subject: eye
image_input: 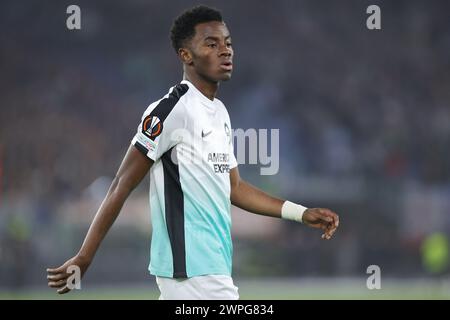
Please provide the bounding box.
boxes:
[226,42,232,48]
[208,43,217,48]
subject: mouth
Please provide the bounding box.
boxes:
[220,61,233,72]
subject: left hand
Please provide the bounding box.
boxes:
[302,208,339,240]
[47,254,91,294]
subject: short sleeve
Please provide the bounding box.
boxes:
[229,139,238,169]
[131,100,185,162]
[226,117,238,169]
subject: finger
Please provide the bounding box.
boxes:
[325,222,337,231]
[321,233,331,240]
[326,229,336,238]
[322,210,340,229]
[47,266,66,274]
[319,208,337,218]
[57,286,71,294]
[322,226,337,239]
[318,220,335,232]
[317,210,334,223]
[48,279,67,289]
[47,273,70,281]
[325,225,337,236]
[330,211,339,228]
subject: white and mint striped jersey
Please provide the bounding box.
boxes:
[131,80,237,278]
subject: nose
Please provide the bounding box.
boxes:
[219,45,232,58]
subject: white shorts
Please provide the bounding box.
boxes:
[156,275,239,300]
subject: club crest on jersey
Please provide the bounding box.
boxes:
[224,123,231,145]
[142,115,162,140]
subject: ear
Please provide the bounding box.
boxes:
[179,48,193,65]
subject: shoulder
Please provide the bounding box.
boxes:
[141,83,190,120]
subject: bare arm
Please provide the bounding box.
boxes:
[47,145,153,294]
[230,167,339,240]
[230,166,284,218]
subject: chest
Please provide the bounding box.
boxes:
[186,108,231,152]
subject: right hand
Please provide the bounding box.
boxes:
[46,255,91,294]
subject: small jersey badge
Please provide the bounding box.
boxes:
[142,115,162,140]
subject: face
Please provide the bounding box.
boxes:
[181,21,234,82]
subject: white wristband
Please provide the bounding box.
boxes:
[281,201,307,223]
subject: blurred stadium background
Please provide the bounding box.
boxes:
[1,0,450,299]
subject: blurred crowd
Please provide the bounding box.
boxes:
[1,0,449,287]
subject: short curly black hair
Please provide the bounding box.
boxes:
[170,5,223,53]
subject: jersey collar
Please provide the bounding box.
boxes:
[181,80,218,110]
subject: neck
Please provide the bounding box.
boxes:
[183,72,219,101]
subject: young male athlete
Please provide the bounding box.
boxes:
[47,5,339,300]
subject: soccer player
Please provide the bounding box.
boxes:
[47,5,339,300]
